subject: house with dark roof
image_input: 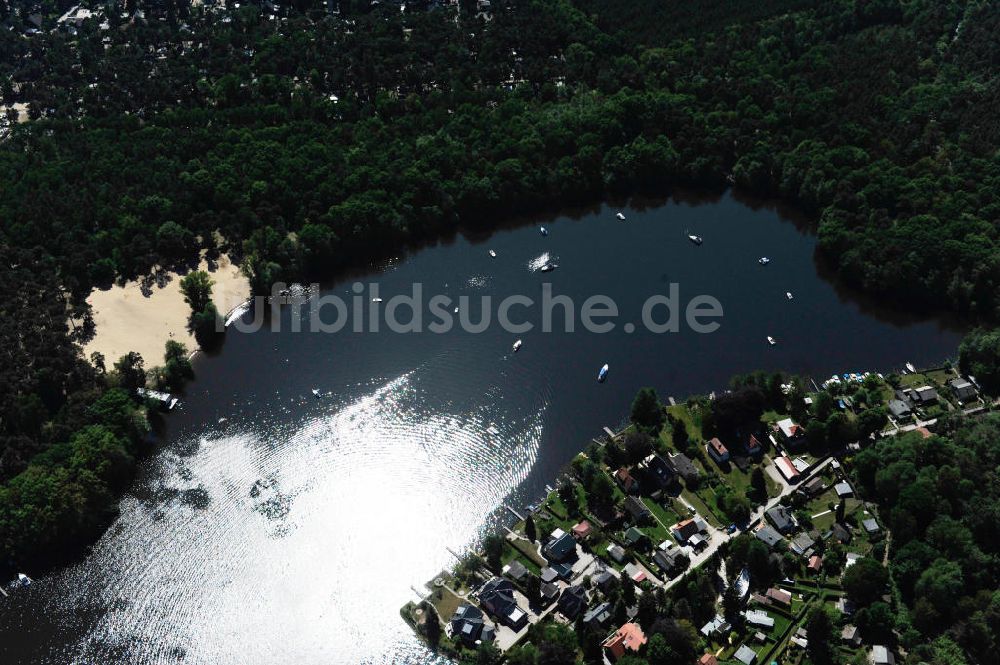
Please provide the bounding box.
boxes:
[594,569,618,594]
[624,526,650,550]
[653,548,688,577]
[478,578,527,630]
[766,505,796,534]
[841,625,861,647]
[801,477,825,496]
[502,560,528,582]
[831,522,852,544]
[790,532,816,556]
[643,454,677,491]
[544,531,578,563]
[707,437,730,463]
[950,378,977,402]
[583,601,612,629]
[449,604,495,646]
[755,525,784,549]
[556,584,588,619]
[910,385,938,405]
[745,433,764,456]
[668,453,700,484]
[888,399,911,418]
[625,496,653,523]
[540,581,560,605]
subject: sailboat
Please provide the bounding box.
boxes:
[786,292,793,300]
[312,388,321,398]
[539,226,549,236]
[616,212,626,221]
[489,249,497,258]
[686,230,703,245]
[597,364,609,383]
[513,339,523,353]
[767,336,776,346]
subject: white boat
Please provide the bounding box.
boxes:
[539,226,548,236]
[767,336,776,346]
[137,388,179,411]
[616,212,626,221]
[17,573,31,587]
[489,249,497,258]
[540,262,557,272]
[686,231,703,245]
[371,297,383,303]
[786,292,793,300]
[905,362,916,373]
[454,307,459,313]
[759,257,770,265]
[312,388,321,398]
[512,339,523,352]
[597,364,609,382]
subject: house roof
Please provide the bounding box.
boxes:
[790,532,816,555]
[708,437,729,456]
[734,644,757,665]
[699,654,719,665]
[544,532,578,562]
[603,622,647,660]
[557,585,589,619]
[572,520,592,538]
[808,555,823,571]
[766,587,792,605]
[625,495,652,520]
[832,522,852,543]
[777,418,803,439]
[912,385,938,401]
[700,614,730,636]
[624,526,646,545]
[862,518,880,533]
[834,481,853,496]
[775,455,801,481]
[607,543,626,562]
[766,505,795,532]
[583,601,612,626]
[645,454,676,487]
[503,560,528,580]
[672,518,700,540]
[755,525,784,548]
[668,453,699,478]
[871,645,895,665]
[888,399,911,417]
[744,609,774,628]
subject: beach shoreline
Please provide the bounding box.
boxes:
[80,254,250,366]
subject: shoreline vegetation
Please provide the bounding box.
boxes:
[401,357,999,665]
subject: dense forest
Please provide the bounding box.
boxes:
[851,414,1000,665]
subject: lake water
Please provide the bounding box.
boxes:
[0,191,962,664]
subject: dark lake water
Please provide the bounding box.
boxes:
[0,191,962,664]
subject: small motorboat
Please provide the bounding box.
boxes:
[786,292,793,300]
[616,212,626,221]
[371,297,383,303]
[540,262,557,272]
[489,249,497,258]
[767,336,776,346]
[512,339,523,353]
[905,362,916,373]
[17,573,31,587]
[759,257,770,265]
[597,363,609,383]
[454,307,459,314]
[539,226,549,236]
[687,231,703,245]
[312,388,321,398]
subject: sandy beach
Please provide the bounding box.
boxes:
[81,255,249,366]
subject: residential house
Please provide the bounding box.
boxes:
[790,532,817,556]
[776,418,806,447]
[544,530,578,563]
[765,587,792,607]
[668,453,700,484]
[449,604,496,646]
[834,481,854,498]
[540,564,572,583]
[745,433,764,456]
[625,496,653,523]
[623,562,647,583]
[870,646,895,665]
[699,615,731,638]
[594,569,618,593]
[845,552,861,569]
[502,560,528,582]
[643,454,677,491]
[862,518,880,534]
[583,601,612,629]
[744,609,774,629]
[842,625,861,647]
[887,399,911,419]
[653,548,688,577]
[540,581,560,605]
[707,437,731,463]
[950,378,977,402]
[699,654,719,665]
[624,526,650,550]
[734,645,757,665]
[557,585,588,620]
[478,578,527,630]
[603,622,648,662]
[910,385,938,405]
[766,505,796,534]
[808,555,823,573]
[615,467,641,494]
[831,522,852,544]
[571,520,592,540]
[775,455,801,483]
[837,596,857,616]
[801,477,825,496]
[671,518,706,543]
[755,525,784,549]
[607,543,627,563]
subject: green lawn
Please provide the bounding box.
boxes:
[503,540,543,575]
[680,487,724,527]
[667,404,703,441]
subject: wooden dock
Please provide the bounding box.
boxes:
[504,505,525,522]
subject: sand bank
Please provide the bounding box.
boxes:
[81,255,249,366]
